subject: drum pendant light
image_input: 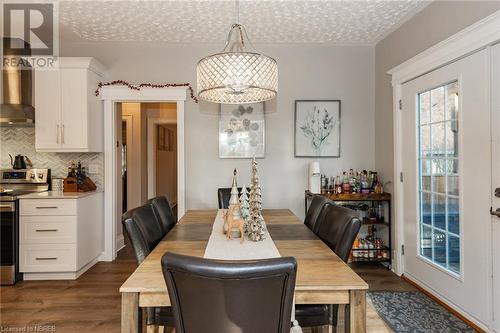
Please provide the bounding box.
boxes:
[196,1,278,104]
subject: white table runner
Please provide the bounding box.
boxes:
[203,209,281,260]
[203,210,302,333]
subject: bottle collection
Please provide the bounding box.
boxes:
[67,161,87,186]
[310,168,391,266]
[63,161,96,192]
[350,226,389,261]
[320,169,384,194]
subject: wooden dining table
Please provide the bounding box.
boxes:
[120,209,368,333]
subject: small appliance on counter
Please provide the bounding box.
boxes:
[308,161,321,194]
[0,168,51,285]
[8,154,32,170]
[63,161,96,192]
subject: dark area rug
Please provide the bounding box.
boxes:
[369,291,475,333]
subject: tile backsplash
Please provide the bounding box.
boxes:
[0,127,103,189]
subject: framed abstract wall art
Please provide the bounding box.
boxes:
[219,102,265,158]
[294,100,341,157]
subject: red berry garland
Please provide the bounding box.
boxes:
[95,80,198,103]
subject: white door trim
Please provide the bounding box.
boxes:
[147,117,177,200]
[100,86,187,261]
[388,10,500,277]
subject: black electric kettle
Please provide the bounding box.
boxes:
[9,154,32,169]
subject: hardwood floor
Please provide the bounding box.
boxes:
[350,263,417,292]
[0,245,410,333]
[0,247,137,333]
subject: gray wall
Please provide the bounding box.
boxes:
[375,1,500,191]
[61,42,375,218]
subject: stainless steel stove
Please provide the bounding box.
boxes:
[0,168,50,285]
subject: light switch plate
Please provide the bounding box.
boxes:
[88,164,99,174]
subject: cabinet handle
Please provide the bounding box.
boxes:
[35,206,58,209]
[61,124,65,144]
[35,257,58,261]
[35,229,58,232]
[56,124,60,144]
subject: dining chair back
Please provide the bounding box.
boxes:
[161,252,297,333]
[147,196,176,233]
[122,204,175,328]
[217,187,242,209]
[121,204,165,264]
[304,195,331,233]
[317,204,362,262]
[296,204,361,328]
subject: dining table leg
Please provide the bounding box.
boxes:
[122,292,141,333]
[344,290,366,333]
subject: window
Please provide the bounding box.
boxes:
[418,81,460,275]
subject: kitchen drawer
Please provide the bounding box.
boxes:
[20,199,77,216]
[20,244,76,272]
[21,216,76,244]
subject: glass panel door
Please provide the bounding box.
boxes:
[402,49,490,325]
[417,81,460,275]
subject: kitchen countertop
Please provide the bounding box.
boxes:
[18,190,103,199]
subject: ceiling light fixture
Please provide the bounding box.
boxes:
[196,0,278,104]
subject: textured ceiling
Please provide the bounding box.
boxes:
[59,0,429,45]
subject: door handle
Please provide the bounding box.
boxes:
[56,124,60,144]
[490,207,500,218]
[61,124,65,144]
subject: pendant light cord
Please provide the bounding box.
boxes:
[235,0,244,48]
[235,0,240,24]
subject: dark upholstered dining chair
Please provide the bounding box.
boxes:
[121,204,175,329]
[295,204,362,329]
[217,187,242,209]
[316,205,362,262]
[304,195,331,234]
[161,252,297,333]
[147,196,176,233]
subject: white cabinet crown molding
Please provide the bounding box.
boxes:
[55,57,107,76]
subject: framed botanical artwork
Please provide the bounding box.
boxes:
[295,100,341,157]
[219,102,265,158]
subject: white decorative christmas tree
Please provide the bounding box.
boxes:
[239,185,250,221]
[229,168,242,219]
[247,157,266,241]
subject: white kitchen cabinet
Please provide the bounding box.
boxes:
[19,192,104,280]
[35,57,106,152]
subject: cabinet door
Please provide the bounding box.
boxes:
[60,69,88,150]
[35,69,61,150]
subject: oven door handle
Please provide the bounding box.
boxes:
[0,203,15,212]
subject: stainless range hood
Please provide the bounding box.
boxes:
[0,38,35,127]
